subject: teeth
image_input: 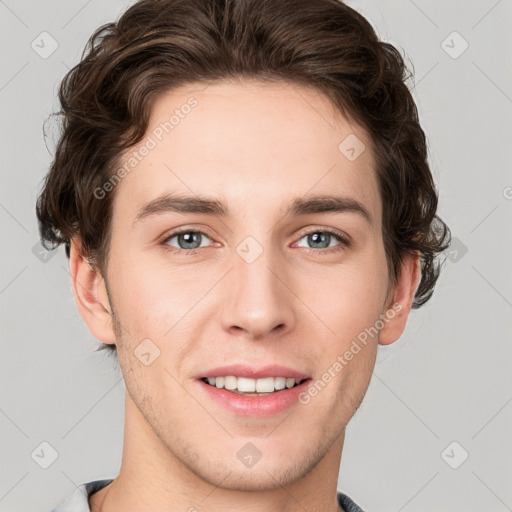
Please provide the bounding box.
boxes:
[285,377,295,389]
[203,376,304,393]
[274,377,286,390]
[256,377,274,393]
[237,377,256,392]
[224,375,237,390]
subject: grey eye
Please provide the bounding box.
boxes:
[296,231,342,249]
[165,231,211,250]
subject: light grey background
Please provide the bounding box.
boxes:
[1,1,511,511]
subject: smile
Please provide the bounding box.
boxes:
[201,376,307,396]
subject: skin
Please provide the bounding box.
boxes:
[70,79,421,512]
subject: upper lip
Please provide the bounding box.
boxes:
[198,364,310,381]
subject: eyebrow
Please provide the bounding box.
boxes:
[132,192,372,226]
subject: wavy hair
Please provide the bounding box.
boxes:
[36,0,451,355]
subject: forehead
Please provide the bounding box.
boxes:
[112,79,381,227]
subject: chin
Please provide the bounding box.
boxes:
[186,445,321,492]
[207,464,305,492]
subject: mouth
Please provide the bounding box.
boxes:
[200,376,310,396]
[195,364,313,415]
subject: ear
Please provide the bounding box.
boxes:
[378,251,422,346]
[69,237,116,345]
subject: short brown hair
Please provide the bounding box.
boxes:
[36,0,451,355]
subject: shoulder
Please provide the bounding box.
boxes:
[337,491,367,512]
[48,479,114,512]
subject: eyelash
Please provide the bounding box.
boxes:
[160,227,350,256]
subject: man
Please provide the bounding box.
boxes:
[36,0,450,510]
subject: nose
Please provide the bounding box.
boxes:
[220,241,296,340]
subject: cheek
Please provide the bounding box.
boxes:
[296,260,388,342]
[110,230,389,342]
[111,255,204,333]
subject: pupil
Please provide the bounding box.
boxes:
[179,232,200,249]
[309,232,329,249]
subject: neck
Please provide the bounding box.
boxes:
[90,391,346,512]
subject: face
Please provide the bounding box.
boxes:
[76,79,410,492]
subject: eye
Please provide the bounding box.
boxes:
[295,229,350,254]
[161,229,212,253]
[160,227,350,256]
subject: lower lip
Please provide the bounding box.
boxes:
[198,379,311,417]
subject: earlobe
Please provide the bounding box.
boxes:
[69,237,116,345]
[378,251,422,346]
